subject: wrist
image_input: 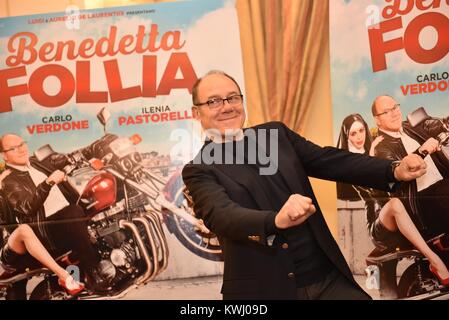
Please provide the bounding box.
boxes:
[415,147,428,158]
[391,160,401,182]
[45,178,55,186]
[274,214,287,230]
[265,211,278,235]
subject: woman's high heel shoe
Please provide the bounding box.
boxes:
[58,275,85,296]
[429,265,449,286]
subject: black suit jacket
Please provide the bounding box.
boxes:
[182,122,395,299]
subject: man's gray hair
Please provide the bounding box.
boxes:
[191,70,242,106]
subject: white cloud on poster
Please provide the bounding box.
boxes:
[343,80,367,102]
[355,81,368,100]
[330,0,372,73]
[7,95,51,117]
[184,5,245,87]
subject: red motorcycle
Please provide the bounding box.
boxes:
[1,107,223,299]
[1,138,168,300]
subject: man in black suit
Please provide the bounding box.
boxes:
[182,70,427,300]
[372,95,449,237]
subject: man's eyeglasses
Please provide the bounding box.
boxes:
[375,104,400,117]
[2,141,27,153]
[195,94,243,109]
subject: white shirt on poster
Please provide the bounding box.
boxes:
[380,128,443,192]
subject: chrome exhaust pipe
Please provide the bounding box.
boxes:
[132,217,158,281]
[118,220,153,285]
[144,212,169,273]
[79,283,138,300]
[146,211,169,273]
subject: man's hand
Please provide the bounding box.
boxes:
[369,136,384,157]
[46,170,66,185]
[275,194,316,229]
[394,154,427,182]
[419,138,441,156]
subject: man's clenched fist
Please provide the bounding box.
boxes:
[46,170,66,185]
[275,194,316,229]
[394,154,427,182]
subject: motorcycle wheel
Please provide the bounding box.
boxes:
[29,276,73,300]
[397,261,439,298]
[161,170,223,261]
[164,208,223,262]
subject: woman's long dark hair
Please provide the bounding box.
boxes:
[337,113,372,154]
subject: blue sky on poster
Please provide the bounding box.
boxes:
[330,0,449,144]
[0,0,243,163]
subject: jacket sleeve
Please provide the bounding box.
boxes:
[422,118,448,137]
[3,176,52,221]
[279,122,396,191]
[182,163,276,245]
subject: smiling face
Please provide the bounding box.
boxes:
[348,120,366,150]
[374,95,403,132]
[1,134,29,166]
[192,73,246,138]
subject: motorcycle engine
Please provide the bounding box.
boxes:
[110,242,136,268]
[97,260,116,283]
[89,223,140,286]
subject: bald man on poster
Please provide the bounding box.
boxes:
[182,70,427,300]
